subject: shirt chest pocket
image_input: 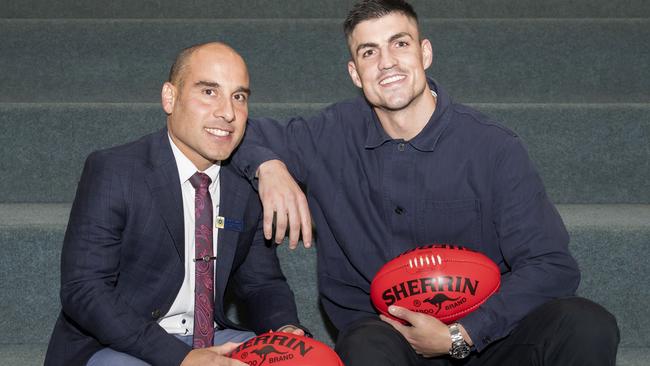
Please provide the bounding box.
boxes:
[415,199,482,247]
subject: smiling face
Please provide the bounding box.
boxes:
[162,43,250,171]
[347,12,432,113]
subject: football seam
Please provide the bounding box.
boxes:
[377,257,500,276]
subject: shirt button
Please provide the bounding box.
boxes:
[151,309,161,319]
[397,143,405,151]
[394,206,404,215]
[182,319,187,324]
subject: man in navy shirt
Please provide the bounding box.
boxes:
[236,0,620,364]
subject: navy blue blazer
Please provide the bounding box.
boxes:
[45,128,300,366]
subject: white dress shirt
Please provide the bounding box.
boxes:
[158,135,221,335]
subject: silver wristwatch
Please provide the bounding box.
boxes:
[448,323,471,359]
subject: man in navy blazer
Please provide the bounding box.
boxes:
[45,42,305,366]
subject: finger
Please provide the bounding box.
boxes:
[291,328,305,336]
[287,195,301,248]
[276,325,296,333]
[388,305,422,326]
[379,314,410,337]
[297,195,312,248]
[210,342,241,355]
[263,200,275,241]
[275,206,288,245]
[380,315,424,356]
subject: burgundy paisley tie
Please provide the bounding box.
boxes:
[189,172,214,348]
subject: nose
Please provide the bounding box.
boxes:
[378,49,397,70]
[215,99,235,123]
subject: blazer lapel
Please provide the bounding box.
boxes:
[145,129,185,260]
[142,132,250,299]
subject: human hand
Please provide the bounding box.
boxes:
[180,342,247,366]
[276,325,306,336]
[380,306,460,358]
[257,160,312,249]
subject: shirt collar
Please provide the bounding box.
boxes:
[168,134,220,185]
[364,109,393,149]
[364,78,452,152]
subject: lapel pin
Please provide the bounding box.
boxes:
[215,216,244,232]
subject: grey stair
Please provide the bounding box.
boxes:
[2,0,649,19]
[1,0,647,364]
[1,102,648,204]
[561,205,650,348]
[617,348,650,366]
[0,345,48,366]
[1,19,648,103]
[1,204,648,349]
[2,344,648,366]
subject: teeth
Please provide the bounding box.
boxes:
[205,128,230,137]
[380,75,405,85]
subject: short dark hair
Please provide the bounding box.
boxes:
[167,43,205,87]
[343,0,418,39]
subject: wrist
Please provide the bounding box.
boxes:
[448,323,471,359]
[256,159,285,178]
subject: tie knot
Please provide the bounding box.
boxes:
[189,172,211,190]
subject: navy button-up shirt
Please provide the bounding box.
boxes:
[236,80,579,351]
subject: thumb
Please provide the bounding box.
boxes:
[388,305,422,325]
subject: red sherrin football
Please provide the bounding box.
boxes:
[370,244,501,324]
[229,332,343,366]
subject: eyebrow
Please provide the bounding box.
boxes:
[194,80,220,89]
[194,80,251,95]
[389,32,413,43]
[355,42,379,55]
[355,32,414,55]
[235,86,252,96]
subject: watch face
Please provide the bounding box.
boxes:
[451,344,471,359]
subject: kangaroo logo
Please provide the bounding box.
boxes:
[252,345,288,365]
[423,294,459,314]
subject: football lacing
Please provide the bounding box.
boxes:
[408,254,443,268]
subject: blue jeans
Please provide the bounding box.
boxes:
[86,328,255,366]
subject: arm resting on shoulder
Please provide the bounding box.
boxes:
[232,115,330,247]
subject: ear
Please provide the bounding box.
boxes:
[347,60,363,89]
[421,38,433,70]
[161,82,176,115]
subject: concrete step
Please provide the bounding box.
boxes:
[2,345,648,366]
[1,19,648,103]
[1,102,648,204]
[3,0,649,19]
[0,343,650,366]
[1,204,649,349]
